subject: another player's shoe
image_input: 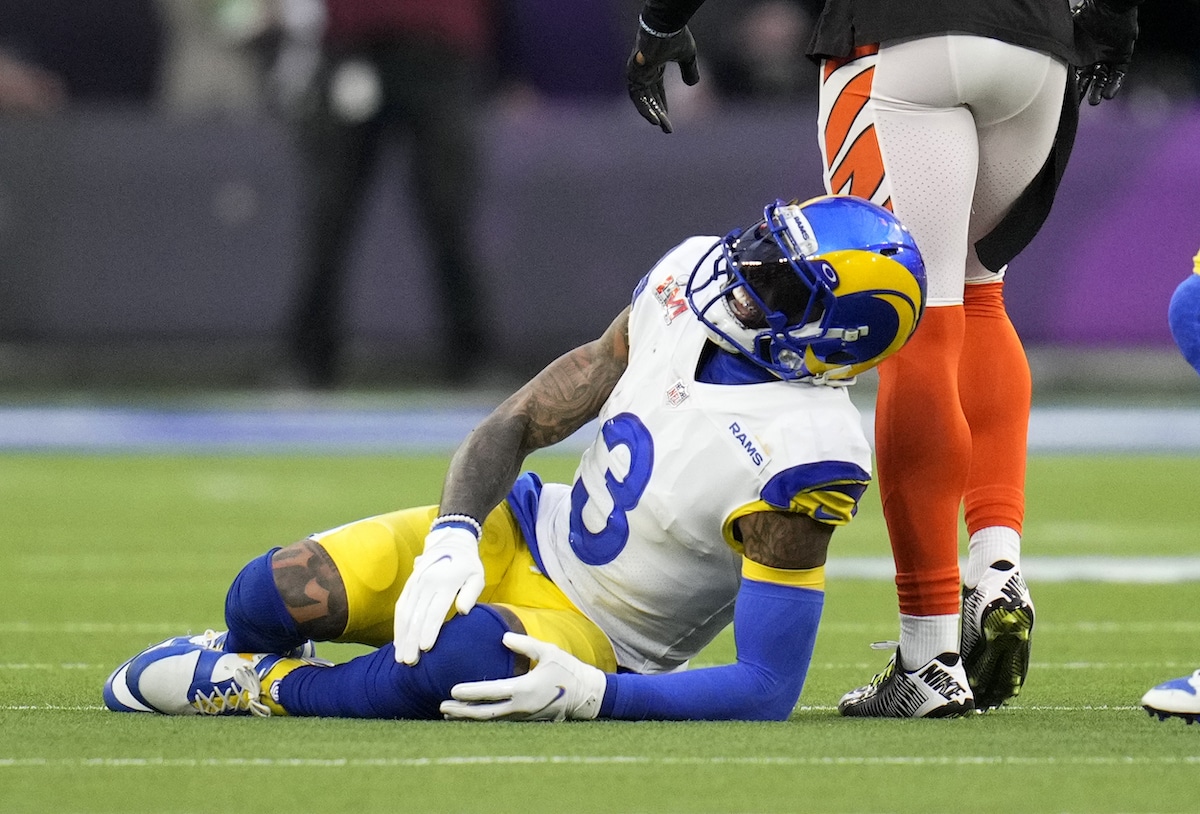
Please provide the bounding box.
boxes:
[960,560,1034,710]
[1142,670,1200,724]
[123,641,317,716]
[838,648,974,718]
[102,630,319,713]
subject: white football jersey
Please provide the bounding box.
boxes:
[532,237,874,674]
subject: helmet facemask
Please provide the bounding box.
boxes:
[687,202,848,382]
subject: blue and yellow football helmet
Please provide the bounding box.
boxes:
[686,194,926,384]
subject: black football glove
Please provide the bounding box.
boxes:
[626,23,699,134]
[1073,0,1138,105]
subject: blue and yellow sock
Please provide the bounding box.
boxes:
[223,548,307,655]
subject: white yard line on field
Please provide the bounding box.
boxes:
[0,754,1197,768]
[825,556,1200,582]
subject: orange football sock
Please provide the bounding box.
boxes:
[874,305,969,617]
[960,281,1028,536]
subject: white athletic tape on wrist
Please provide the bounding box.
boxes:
[430,513,483,539]
[638,15,679,38]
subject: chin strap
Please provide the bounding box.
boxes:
[808,370,856,387]
[823,325,869,341]
[773,346,857,386]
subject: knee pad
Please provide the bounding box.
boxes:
[223,548,304,654]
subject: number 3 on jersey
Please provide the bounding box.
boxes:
[569,413,654,565]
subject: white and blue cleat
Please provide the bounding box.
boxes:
[103,630,225,713]
[123,643,285,716]
[103,630,319,714]
[1142,670,1200,725]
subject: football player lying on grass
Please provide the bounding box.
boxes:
[105,195,940,722]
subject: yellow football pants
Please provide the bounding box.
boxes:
[310,503,617,671]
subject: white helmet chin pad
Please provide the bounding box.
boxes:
[688,249,760,356]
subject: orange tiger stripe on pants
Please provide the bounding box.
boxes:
[819,47,891,211]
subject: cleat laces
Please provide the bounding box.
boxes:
[863,641,899,689]
[190,664,271,717]
[196,629,223,648]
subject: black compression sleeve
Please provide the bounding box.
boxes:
[1097,0,1143,12]
[639,0,707,34]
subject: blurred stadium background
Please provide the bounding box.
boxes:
[1,0,1198,400]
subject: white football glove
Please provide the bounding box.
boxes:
[393,524,486,665]
[440,633,607,722]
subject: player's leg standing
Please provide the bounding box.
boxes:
[819,38,978,676]
[818,36,1064,711]
[956,42,1064,707]
[959,38,1066,581]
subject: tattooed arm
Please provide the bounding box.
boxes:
[736,510,832,571]
[437,306,631,522]
[392,306,632,665]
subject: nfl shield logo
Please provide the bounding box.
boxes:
[665,380,689,407]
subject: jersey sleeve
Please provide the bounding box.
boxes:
[599,567,823,721]
[720,459,870,550]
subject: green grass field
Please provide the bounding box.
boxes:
[3,451,1199,813]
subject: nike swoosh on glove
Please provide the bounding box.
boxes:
[440,633,607,721]
[393,524,485,665]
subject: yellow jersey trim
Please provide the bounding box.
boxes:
[742,559,826,591]
[722,487,861,551]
